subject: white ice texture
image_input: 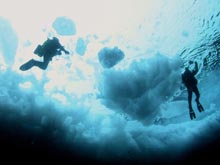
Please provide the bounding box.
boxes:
[75,38,87,56]
[0,17,18,67]
[0,0,220,163]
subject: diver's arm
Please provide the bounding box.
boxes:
[192,62,198,75]
[59,46,70,54]
[181,74,184,84]
[53,37,70,54]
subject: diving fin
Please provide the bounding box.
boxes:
[20,59,35,71]
[197,103,204,112]
[189,110,196,120]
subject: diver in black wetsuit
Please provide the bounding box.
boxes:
[182,61,204,120]
[20,37,69,71]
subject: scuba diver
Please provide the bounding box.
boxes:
[20,37,70,71]
[182,61,204,120]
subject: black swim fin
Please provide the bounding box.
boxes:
[20,59,35,71]
[197,103,204,112]
[189,110,196,120]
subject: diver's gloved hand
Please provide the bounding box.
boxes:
[189,60,194,64]
[189,109,196,120]
[64,50,70,54]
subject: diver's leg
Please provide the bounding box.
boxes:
[37,54,52,70]
[34,60,50,70]
[194,86,200,103]
[31,54,51,70]
[188,89,196,120]
[194,86,204,112]
[20,59,50,71]
[188,89,193,110]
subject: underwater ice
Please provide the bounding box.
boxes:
[98,46,125,68]
[75,38,87,56]
[52,16,76,36]
[0,17,18,67]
